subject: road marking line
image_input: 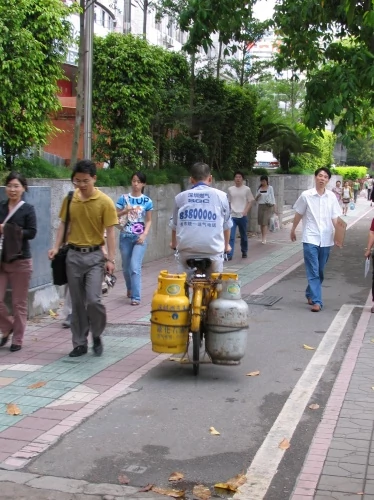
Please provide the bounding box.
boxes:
[234,304,354,500]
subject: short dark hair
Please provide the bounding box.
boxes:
[260,175,269,184]
[190,162,211,181]
[234,171,245,179]
[315,167,331,179]
[71,159,97,181]
[5,171,28,191]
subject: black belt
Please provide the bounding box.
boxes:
[68,244,100,253]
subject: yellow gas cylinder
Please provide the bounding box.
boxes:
[150,270,190,354]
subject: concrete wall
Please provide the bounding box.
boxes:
[283,174,342,206]
[28,179,180,267]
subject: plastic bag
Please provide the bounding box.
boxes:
[349,201,355,210]
[269,214,280,232]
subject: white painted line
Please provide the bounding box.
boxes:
[234,304,354,500]
[252,205,373,295]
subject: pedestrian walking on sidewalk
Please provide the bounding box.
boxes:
[0,172,37,352]
[170,162,232,274]
[341,180,353,216]
[332,180,343,208]
[290,167,341,312]
[48,160,118,358]
[116,172,153,305]
[364,220,374,313]
[255,175,276,244]
[226,171,254,261]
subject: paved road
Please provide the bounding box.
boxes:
[23,211,373,499]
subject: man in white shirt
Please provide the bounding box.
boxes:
[170,162,232,274]
[290,167,342,312]
[227,171,254,260]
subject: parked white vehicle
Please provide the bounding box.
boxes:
[254,151,279,169]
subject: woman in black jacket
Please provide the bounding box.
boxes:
[0,172,37,352]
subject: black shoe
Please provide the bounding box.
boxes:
[242,253,248,258]
[226,256,233,261]
[93,337,103,356]
[69,345,88,357]
[0,329,13,347]
[10,344,22,352]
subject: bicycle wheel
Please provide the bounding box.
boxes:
[192,331,200,376]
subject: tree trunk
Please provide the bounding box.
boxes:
[70,0,85,167]
[279,149,291,172]
[240,46,246,86]
[143,0,148,37]
[216,39,222,79]
[189,52,196,137]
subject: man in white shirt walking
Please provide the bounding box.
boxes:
[227,171,254,260]
[170,162,232,274]
[290,167,342,312]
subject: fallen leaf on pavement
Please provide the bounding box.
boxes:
[371,339,374,343]
[28,381,47,390]
[169,357,188,363]
[118,474,130,484]
[49,309,58,318]
[303,344,315,350]
[151,486,185,497]
[246,371,260,377]
[193,484,211,500]
[138,484,153,492]
[308,403,320,410]
[6,403,21,416]
[214,473,246,492]
[32,337,38,341]
[209,426,220,435]
[168,472,184,482]
[278,438,290,450]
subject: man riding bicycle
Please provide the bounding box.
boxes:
[170,162,232,274]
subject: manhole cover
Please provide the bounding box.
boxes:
[103,323,150,337]
[244,295,282,306]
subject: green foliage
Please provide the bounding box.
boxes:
[252,167,270,176]
[0,0,75,168]
[273,0,374,136]
[346,136,374,167]
[95,168,132,187]
[92,34,168,169]
[290,131,336,173]
[0,157,70,182]
[331,166,368,180]
[192,77,258,173]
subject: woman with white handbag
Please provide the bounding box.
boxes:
[0,172,37,352]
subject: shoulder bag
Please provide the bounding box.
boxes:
[51,191,74,286]
[0,201,25,265]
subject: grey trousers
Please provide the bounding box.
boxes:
[66,249,106,348]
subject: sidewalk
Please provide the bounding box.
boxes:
[0,197,373,500]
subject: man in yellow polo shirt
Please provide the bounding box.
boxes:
[48,160,118,357]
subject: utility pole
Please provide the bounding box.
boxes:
[83,0,94,159]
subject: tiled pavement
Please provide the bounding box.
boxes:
[0,198,373,500]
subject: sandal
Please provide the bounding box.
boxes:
[131,300,140,306]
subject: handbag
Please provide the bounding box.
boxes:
[342,198,350,203]
[0,201,25,265]
[51,191,74,286]
[115,194,129,230]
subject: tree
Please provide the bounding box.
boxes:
[273,0,374,136]
[346,135,374,167]
[0,0,75,168]
[92,34,167,168]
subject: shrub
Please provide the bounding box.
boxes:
[0,156,70,182]
[331,166,368,180]
[251,167,270,176]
